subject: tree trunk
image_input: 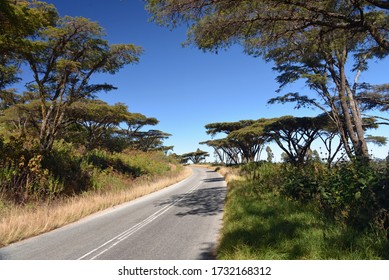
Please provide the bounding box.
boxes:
[337,48,369,160]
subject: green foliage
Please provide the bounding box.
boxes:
[0,135,176,203]
[327,160,389,230]
[281,162,322,201]
[241,159,389,233]
[276,159,389,232]
[42,140,90,195]
[16,14,143,153]
[180,148,209,164]
[84,149,145,178]
[0,137,63,202]
[0,1,176,207]
[240,161,283,194]
[147,0,389,52]
[0,0,57,90]
[218,175,389,259]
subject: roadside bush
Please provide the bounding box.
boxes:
[280,159,389,233]
[84,149,144,178]
[119,149,173,176]
[281,162,324,202]
[219,162,389,259]
[42,140,91,195]
[0,138,64,202]
[240,161,284,194]
[1,136,177,204]
[1,137,36,202]
[239,158,389,235]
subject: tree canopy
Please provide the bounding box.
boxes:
[147,0,389,161]
[0,0,57,91]
[0,1,175,155]
[180,148,210,164]
[21,15,142,152]
[201,114,385,165]
[147,0,389,52]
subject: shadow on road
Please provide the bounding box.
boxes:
[197,242,217,260]
[203,177,225,183]
[156,177,227,217]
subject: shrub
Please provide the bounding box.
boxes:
[280,162,324,202]
[1,137,177,204]
[240,161,284,194]
[42,140,91,195]
[239,158,389,234]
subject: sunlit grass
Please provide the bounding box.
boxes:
[216,178,389,260]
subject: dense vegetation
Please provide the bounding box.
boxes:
[216,161,389,259]
[0,1,175,207]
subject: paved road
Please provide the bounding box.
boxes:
[0,167,226,260]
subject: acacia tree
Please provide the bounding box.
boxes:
[263,115,325,166]
[147,0,389,51]
[119,112,159,149]
[200,139,241,165]
[65,100,129,150]
[204,120,260,163]
[227,120,270,162]
[146,0,388,161]
[0,0,57,92]
[0,96,41,140]
[131,130,172,152]
[21,16,142,153]
[181,148,210,164]
[203,119,270,163]
[265,25,383,160]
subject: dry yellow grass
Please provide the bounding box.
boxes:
[187,164,243,183]
[213,166,243,183]
[0,167,192,247]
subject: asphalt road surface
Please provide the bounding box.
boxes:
[0,167,227,260]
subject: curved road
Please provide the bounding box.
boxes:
[0,167,226,260]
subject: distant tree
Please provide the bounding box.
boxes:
[266,146,274,163]
[132,130,172,152]
[122,113,159,136]
[315,118,346,166]
[200,139,241,165]
[181,148,209,164]
[204,120,267,163]
[263,116,324,166]
[64,100,171,152]
[227,120,270,162]
[205,120,256,136]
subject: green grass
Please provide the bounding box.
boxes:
[217,179,389,260]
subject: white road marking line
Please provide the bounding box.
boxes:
[78,182,202,260]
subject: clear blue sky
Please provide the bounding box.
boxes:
[37,0,389,160]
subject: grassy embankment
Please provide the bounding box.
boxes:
[215,164,389,259]
[0,149,191,247]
